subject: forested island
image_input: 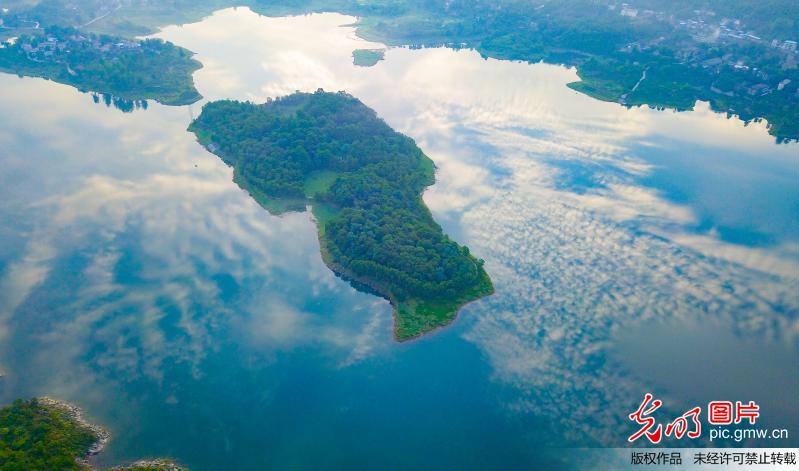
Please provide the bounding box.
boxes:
[189,90,493,340]
[0,398,184,470]
[0,26,201,106]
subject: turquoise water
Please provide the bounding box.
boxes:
[0,9,797,469]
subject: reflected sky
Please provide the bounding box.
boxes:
[0,7,797,469]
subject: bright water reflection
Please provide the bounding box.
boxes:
[0,7,797,469]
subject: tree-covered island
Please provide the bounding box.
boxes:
[189,90,494,340]
[0,26,201,106]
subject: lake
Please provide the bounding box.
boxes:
[0,8,797,470]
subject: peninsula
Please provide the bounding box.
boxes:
[0,26,201,106]
[189,90,493,340]
[2,2,798,139]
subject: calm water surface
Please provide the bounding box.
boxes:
[0,8,797,469]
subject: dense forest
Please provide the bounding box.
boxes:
[190,90,493,340]
[0,398,97,470]
[0,25,201,105]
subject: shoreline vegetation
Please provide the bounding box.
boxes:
[189,90,494,340]
[2,1,797,140]
[0,25,201,106]
[0,398,185,470]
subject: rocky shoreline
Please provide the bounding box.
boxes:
[38,396,110,457]
[36,397,184,470]
[110,459,186,471]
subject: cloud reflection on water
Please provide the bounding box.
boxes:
[155,9,799,445]
[0,8,796,456]
[0,69,392,406]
